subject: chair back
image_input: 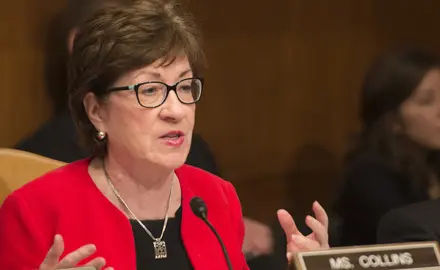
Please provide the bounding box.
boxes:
[0,148,65,204]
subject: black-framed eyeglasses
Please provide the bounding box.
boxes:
[107,77,204,108]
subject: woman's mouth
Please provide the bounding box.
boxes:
[160,131,185,147]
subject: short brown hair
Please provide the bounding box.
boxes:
[46,0,133,113]
[68,0,205,157]
[65,0,133,31]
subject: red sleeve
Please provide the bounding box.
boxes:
[225,182,249,270]
[0,193,48,269]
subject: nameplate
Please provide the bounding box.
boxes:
[292,242,440,270]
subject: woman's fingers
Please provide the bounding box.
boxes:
[286,235,319,265]
[57,244,97,268]
[39,235,110,270]
[291,234,320,250]
[85,256,107,270]
[282,203,331,265]
[286,251,293,264]
[305,215,329,247]
[277,209,303,238]
[287,237,301,253]
[40,234,64,270]
[312,201,329,230]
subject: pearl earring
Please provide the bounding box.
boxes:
[96,131,107,140]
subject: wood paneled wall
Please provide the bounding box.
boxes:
[189,0,440,221]
[0,0,66,147]
[1,0,439,222]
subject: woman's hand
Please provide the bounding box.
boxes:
[39,234,113,270]
[242,217,273,257]
[277,201,329,264]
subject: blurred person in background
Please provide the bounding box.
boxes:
[335,48,440,246]
[15,0,287,268]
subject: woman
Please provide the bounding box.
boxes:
[0,1,329,269]
[335,48,440,246]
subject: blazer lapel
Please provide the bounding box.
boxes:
[178,169,229,270]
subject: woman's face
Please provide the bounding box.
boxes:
[85,56,196,170]
[400,68,440,149]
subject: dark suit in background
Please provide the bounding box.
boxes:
[334,152,428,246]
[377,199,440,244]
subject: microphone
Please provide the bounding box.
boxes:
[190,196,233,270]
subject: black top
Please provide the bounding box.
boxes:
[131,206,193,270]
[377,198,440,244]
[334,152,429,246]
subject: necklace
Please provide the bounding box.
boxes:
[102,159,175,259]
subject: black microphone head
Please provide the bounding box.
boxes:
[190,196,208,219]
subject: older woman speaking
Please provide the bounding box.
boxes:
[0,0,329,269]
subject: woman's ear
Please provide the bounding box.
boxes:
[83,92,107,132]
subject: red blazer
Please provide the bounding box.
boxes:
[0,159,249,270]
